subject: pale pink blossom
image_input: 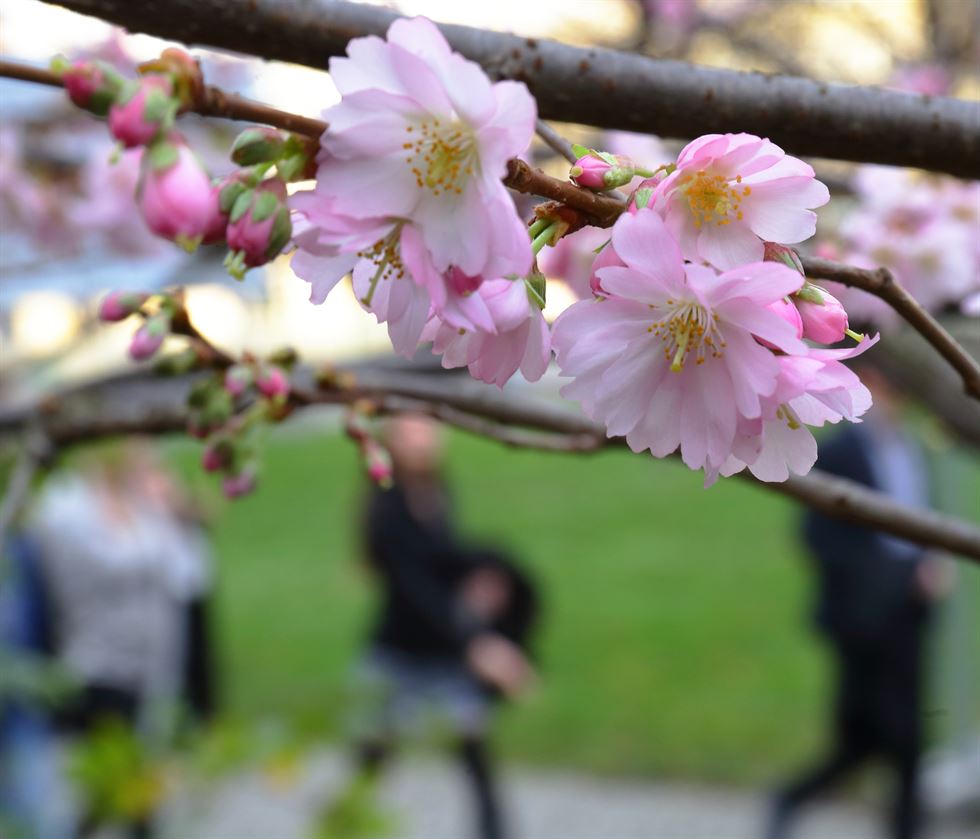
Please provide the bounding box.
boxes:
[651,133,829,270]
[289,16,535,336]
[552,209,807,476]
[830,166,980,324]
[423,277,551,387]
[719,336,878,482]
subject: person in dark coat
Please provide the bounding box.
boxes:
[766,367,945,839]
[336,414,537,839]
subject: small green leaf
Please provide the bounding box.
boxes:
[570,143,591,160]
[265,208,293,259]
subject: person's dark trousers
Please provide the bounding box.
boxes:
[350,736,506,839]
[767,627,925,839]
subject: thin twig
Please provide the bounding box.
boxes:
[801,256,980,401]
[2,366,978,560]
[535,119,577,164]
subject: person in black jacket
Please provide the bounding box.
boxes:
[336,414,537,839]
[766,366,944,839]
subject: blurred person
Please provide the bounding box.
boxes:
[1,532,74,839]
[26,442,213,838]
[331,415,538,839]
[766,366,946,839]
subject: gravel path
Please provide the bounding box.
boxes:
[163,749,978,839]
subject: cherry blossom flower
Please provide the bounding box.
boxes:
[290,15,535,329]
[537,225,611,299]
[423,277,551,387]
[719,336,878,483]
[651,133,829,270]
[829,166,980,324]
[552,208,807,476]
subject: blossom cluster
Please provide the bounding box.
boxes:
[57,50,296,275]
[289,17,874,484]
[818,166,980,326]
[76,17,883,489]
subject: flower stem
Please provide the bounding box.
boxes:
[531,222,559,255]
[527,217,550,238]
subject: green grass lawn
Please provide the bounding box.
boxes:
[163,424,977,785]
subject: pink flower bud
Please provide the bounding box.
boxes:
[758,298,803,350]
[201,440,232,472]
[795,285,849,344]
[256,365,289,399]
[98,291,148,322]
[363,440,393,488]
[446,267,483,296]
[224,364,253,397]
[61,59,122,116]
[570,154,635,191]
[137,135,222,251]
[231,127,287,166]
[763,242,805,274]
[129,314,169,360]
[222,467,257,499]
[225,180,293,273]
[138,48,203,109]
[109,75,176,148]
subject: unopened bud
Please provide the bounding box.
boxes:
[222,466,257,499]
[363,440,393,488]
[109,75,176,148]
[569,152,635,191]
[225,179,292,277]
[58,58,123,116]
[201,438,233,472]
[224,364,253,397]
[137,134,222,251]
[256,365,289,399]
[138,48,203,110]
[231,127,288,166]
[99,291,148,322]
[129,313,169,360]
[794,283,849,344]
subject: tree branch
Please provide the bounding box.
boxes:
[43,0,980,178]
[2,366,979,562]
[801,256,980,401]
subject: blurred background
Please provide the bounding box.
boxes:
[1,1,978,838]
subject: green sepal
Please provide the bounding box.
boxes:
[114,79,141,107]
[141,88,176,126]
[524,273,547,310]
[795,282,828,305]
[268,347,298,369]
[229,189,254,224]
[276,153,307,182]
[251,190,280,223]
[147,141,179,171]
[219,180,247,214]
[265,208,293,260]
[231,128,286,166]
[144,312,171,337]
[632,187,654,210]
[570,143,591,159]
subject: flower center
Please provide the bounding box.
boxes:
[683,170,751,228]
[447,266,483,296]
[648,300,726,372]
[357,226,405,306]
[403,118,478,197]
